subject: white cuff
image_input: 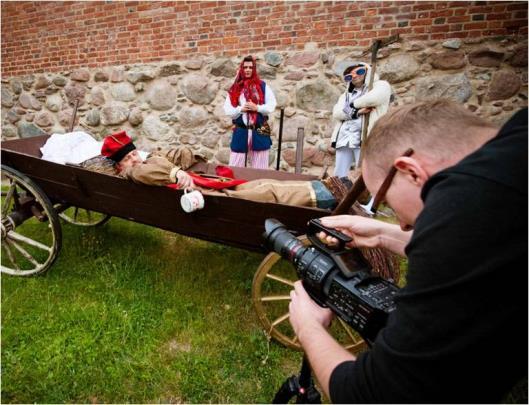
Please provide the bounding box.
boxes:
[169,167,180,183]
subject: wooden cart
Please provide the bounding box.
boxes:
[1,135,377,353]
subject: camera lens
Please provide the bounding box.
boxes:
[263,219,337,296]
[264,219,305,262]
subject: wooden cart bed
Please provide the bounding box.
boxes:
[1,135,326,253]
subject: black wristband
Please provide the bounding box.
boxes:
[351,106,359,120]
[348,101,359,119]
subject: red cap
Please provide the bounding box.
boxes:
[215,165,235,179]
[101,131,136,163]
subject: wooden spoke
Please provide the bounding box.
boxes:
[7,231,52,252]
[271,312,290,327]
[337,317,361,343]
[265,273,295,287]
[12,185,21,209]
[336,318,367,352]
[10,240,40,267]
[344,342,360,351]
[261,295,291,302]
[2,181,16,217]
[59,207,111,227]
[3,240,20,271]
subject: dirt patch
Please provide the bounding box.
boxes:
[165,338,192,355]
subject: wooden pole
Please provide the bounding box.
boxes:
[69,99,80,133]
[295,127,304,174]
[275,108,285,171]
[357,39,381,166]
[331,175,366,215]
[358,34,399,166]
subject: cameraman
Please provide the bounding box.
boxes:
[289,100,527,403]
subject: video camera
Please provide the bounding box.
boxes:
[263,218,399,346]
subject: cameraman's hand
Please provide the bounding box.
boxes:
[318,215,411,257]
[289,281,355,401]
[318,215,382,248]
[289,281,334,339]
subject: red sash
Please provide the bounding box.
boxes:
[166,165,247,190]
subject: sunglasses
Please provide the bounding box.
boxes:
[344,68,367,82]
[332,148,414,216]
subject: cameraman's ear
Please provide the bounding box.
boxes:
[394,157,428,187]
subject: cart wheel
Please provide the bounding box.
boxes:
[252,236,367,354]
[1,165,62,276]
[59,207,111,226]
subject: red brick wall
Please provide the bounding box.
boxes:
[2,1,527,77]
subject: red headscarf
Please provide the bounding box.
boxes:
[228,56,264,125]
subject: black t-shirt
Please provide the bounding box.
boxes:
[330,109,528,403]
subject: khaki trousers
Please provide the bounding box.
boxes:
[219,179,318,208]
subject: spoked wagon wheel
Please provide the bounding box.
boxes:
[59,207,111,226]
[1,165,62,276]
[252,236,367,354]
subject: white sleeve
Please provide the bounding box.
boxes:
[257,84,277,115]
[224,94,243,119]
[332,93,349,121]
[352,80,392,109]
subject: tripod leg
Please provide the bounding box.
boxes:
[272,375,299,404]
[272,356,322,404]
[296,356,321,404]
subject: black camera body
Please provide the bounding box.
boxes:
[263,218,399,346]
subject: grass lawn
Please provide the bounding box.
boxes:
[1,217,304,403]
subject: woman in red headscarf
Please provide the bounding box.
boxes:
[224,55,277,169]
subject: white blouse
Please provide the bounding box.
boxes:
[223,83,277,126]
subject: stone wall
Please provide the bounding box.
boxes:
[1,37,527,174]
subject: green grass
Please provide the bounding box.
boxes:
[1,218,303,403]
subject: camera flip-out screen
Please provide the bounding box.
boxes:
[331,249,371,278]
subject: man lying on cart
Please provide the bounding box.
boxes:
[86,130,365,213]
